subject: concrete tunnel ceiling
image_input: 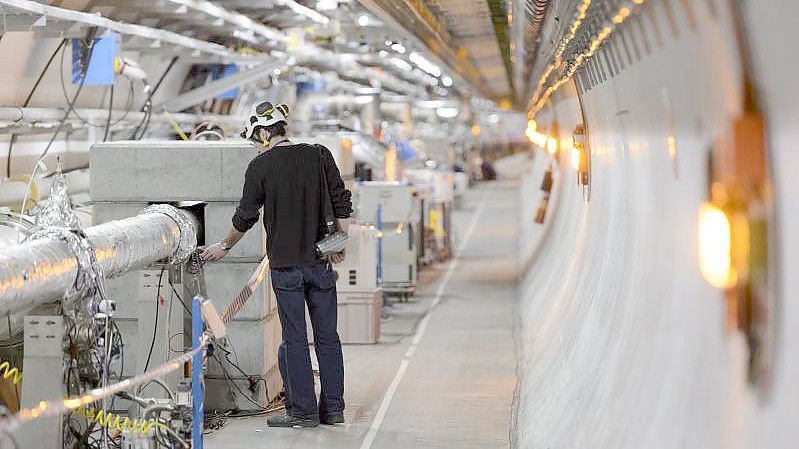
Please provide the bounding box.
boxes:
[357,0,515,105]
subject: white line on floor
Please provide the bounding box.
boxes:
[359,186,494,449]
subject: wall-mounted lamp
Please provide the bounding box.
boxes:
[571,124,590,202]
[535,166,554,224]
[698,201,737,289]
[546,137,558,156]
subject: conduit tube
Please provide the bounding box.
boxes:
[0,206,198,315]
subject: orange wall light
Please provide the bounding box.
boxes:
[698,202,737,289]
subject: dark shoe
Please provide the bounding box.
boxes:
[267,413,320,428]
[320,412,345,425]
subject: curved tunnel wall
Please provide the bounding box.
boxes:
[515,1,797,448]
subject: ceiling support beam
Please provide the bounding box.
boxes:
[154,60,287,112]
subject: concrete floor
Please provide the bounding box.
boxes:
[205,180,520,449]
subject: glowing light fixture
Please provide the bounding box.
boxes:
[667,134,677,160]
[571,146,581,171]
[699,202,737,289]
[355,95,374,105]
[390,42,406,54]
[441,76,453,87]
[275,0,330,24]
[357,15,369,27]
[547,137,558,155]
[525,125,548,148]
[316,0,338,10]
[409,52,441,77]
[436,107,459,119]
[389,57,412,71]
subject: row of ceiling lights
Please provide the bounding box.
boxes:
[168,0,459,97]
[382,40,454,88]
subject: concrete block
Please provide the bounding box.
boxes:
[207,312,280,377]
[93,202,148,225]
[90,141,256,202]
[221,149,256,199]
[136,146,220,200]
[203,262,271,321]
[203,202,266,260]
[90,145,136,200]
[205,364,282,412]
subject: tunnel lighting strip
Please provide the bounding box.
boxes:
[529,0,594,111]
[529,0,644,118]
[273,0,330,25]
[167,0,286,43]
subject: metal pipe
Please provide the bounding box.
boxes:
[0,107,244,128]
[0,206,198,316]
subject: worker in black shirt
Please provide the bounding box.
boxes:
[201,101,352,428]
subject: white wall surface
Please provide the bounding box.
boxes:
[515,1,796,448]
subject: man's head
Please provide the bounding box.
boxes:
[241,101,290,146]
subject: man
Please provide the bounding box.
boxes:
[201,100,352,428]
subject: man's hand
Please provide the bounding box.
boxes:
[330,250,346,264]
[337,218,351,233]
[201,243,228,262]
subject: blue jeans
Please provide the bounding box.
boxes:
[270,261,345,419]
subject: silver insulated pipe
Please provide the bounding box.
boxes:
[0,206,198,316]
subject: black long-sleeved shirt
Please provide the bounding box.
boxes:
[232,143,353,268]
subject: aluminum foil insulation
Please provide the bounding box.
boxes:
[25,171,107,315]
[0,206,198,316]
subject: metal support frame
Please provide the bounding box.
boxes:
[0,0,253,61]
[155,60,288,112]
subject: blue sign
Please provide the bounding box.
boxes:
[213,64,241,100]
[396,140,418,161]
[71,32,119,86]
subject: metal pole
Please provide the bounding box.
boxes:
[377,204,383,286]
[191,296,205,449]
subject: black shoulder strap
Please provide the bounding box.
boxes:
[315,144,336,234]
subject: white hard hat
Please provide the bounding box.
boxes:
[241,101,290,140]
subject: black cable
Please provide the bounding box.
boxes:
[167,278,191,315]
[35,29,99,168]
[144,267,166,372]
[58,46,135,129]
[149,56,179,103]
[130,56,178,139]
[6,38,68,177]
[136,106,153,140]
[103,83,114,141]
[111,320,125,383]
[210,350,271,411]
